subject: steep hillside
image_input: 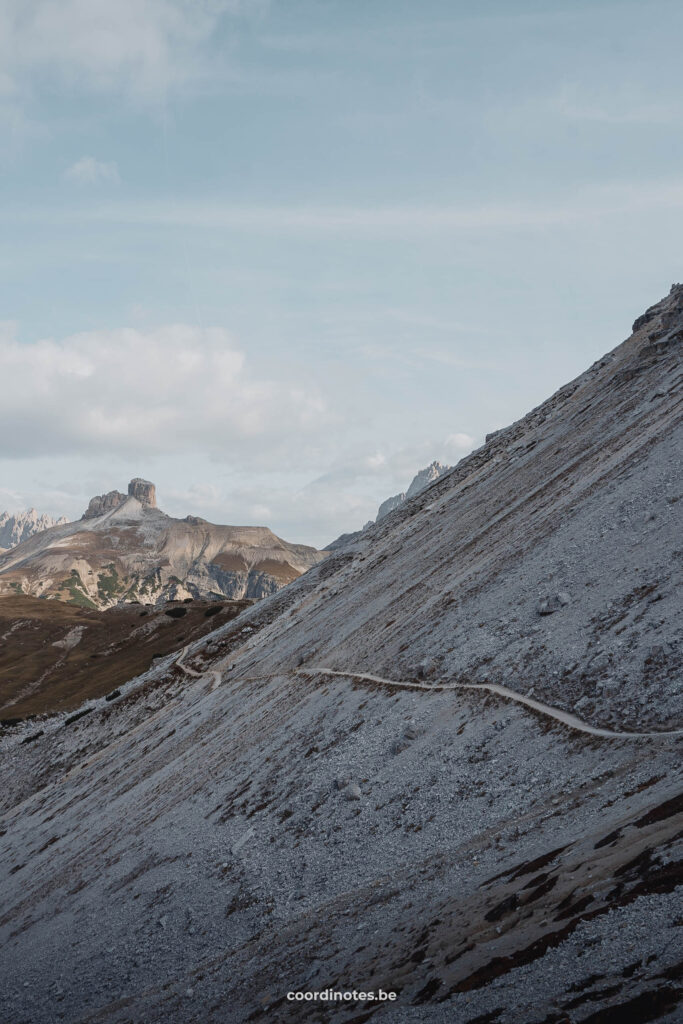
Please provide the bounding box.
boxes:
[0,286,681,1024]
[0,479,326,608]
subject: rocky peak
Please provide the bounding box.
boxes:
[631,281,683,336]
[376,461,452,522]
[82,490,127,520]
[405,460,451,499]
[376,492,406,522]
[128,478,156,508]
[82,479,157,520]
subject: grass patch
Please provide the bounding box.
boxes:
[59,571,97,610]
[0,594,251,718]
[97,565,123,602]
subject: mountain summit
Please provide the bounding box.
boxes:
[376,459,451,521]
[0,480,325,608]
[82,478,157,519]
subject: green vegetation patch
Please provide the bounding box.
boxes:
[97,565,123,601]
[59,571,97,610]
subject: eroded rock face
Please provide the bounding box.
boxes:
[376,492,406,522]
[128,478,156,508]
[82,490,127,520]
[405,460,450,499]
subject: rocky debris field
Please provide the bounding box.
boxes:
[0,286,681,1023]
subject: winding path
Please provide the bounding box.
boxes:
[174,646,683,740]
[175,644,224,691]
[296,667,683,741]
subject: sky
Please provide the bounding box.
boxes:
[1,0,682,547]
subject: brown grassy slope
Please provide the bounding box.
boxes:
[0,595,251,720]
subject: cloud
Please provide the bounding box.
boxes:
[64,156,120,185]
[226,433,477,544]
[301,434,476,510]
[0,324,327,459]
[0,0,265,105]
[445,433,475,453]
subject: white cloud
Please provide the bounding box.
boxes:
[445,432,475,454]
[0,324,327,459]
[64,156,120,185]
[0,0,265,104]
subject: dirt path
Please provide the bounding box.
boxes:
[175,645,201,678]
[173,643,683,740]
[298,667,683,740]
[175,644,223,690]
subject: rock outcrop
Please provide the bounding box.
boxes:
[82,480,156,520]
[127,478,156,508]
[375,490,405,521]
[327,462,453,548]
[376,460,451,522]
[82,490,127,519]
[405,459,450,499]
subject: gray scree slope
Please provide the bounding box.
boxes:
[0,285,682,1023]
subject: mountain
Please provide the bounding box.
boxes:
[0,508,68,548]
[0,478,326,608]
[325,460,452,549]
[1,286,682,1023]
[375,460,451,521]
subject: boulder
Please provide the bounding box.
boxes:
[537,592,571,616]
[415,658,438,679]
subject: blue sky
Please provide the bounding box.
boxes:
[1,0,682,546]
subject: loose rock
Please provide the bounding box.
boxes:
[537,592,571,615]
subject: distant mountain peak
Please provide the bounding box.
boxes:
[376,460,451,522]
[405,460,450,499]
[0,508,68,549]
[82,478,157,520]
[1,479,326,608]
